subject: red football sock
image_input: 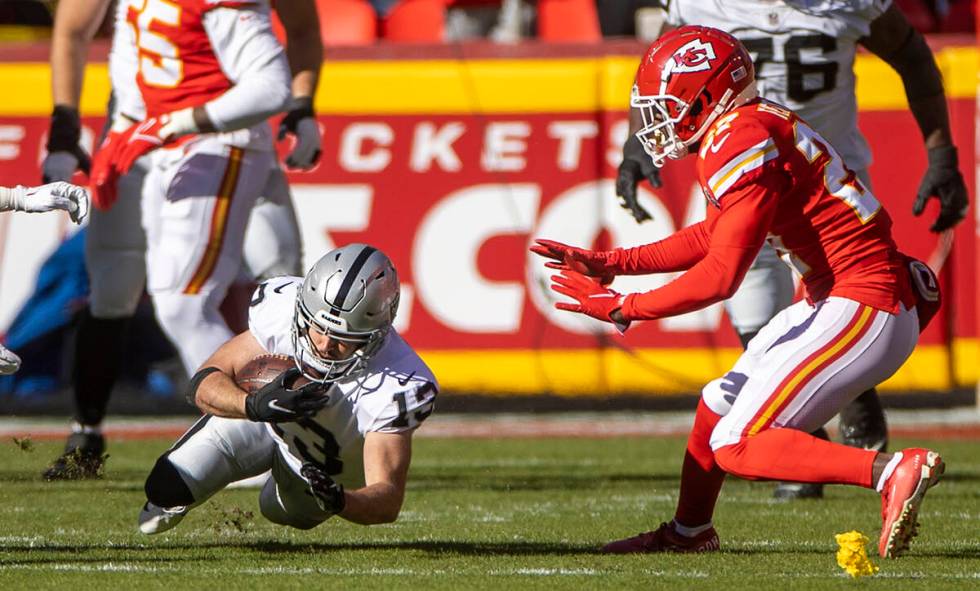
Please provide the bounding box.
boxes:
[674,399,727,527]
[714,427,876,488]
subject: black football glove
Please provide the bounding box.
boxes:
[244,368,328,423]
[277,96,321,170]
[43,105,91,182]
[301,463,346,515]
[913,145,969,233]
[615,134,662,224]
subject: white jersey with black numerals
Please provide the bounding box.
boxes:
[665,0,891,171]
[247,276,439,490]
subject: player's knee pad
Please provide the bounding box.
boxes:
[258,480,321,530]
[85,250,146,319]
[145,456,196,508]
[701,371,746,417]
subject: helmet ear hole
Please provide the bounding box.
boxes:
[689,97,704,119]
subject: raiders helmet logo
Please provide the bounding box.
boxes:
[668,39,717,74]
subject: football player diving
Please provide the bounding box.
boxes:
[138,244,437,534]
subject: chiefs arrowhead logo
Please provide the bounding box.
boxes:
[666,39,717,75]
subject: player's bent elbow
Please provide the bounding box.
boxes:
[267,83,292,116]
[716,275,742,300]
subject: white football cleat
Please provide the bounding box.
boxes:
[138,502,189,535]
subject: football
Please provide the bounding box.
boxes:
[235,354,307,393]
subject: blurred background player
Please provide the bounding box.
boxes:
[536,26,945,558]
[614,0,969,499]
[138,244,437,534]
[42,0,322,480]
[0,181,89,374]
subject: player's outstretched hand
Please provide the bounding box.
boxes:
[300,463,346,515]
[278,97,321,170]
[550,268,624,323]
[244,367,328,423]
[42,106,91,183]
[914,145,969,233]
[530,238,617,285]
[19,182,90,224]
[615,135,661,224]
[0,343,21,375]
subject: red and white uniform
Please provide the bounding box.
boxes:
[613,100,922,444]
[664,0,892,336]
[124,0,291,374]
[617,99,914,320]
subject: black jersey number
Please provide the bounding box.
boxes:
[272,418,344,475]
[741,34,838,103]
[390,383,437,429]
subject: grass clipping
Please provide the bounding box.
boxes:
[835,531,879,578]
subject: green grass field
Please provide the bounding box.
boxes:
[1,432,978,589]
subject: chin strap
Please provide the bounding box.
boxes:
[682,81,760,153]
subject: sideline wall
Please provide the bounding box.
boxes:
[0,41,975,397]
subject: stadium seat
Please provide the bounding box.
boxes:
[537,0,601,42]
[316,0,377,46]
[383,0,447,42]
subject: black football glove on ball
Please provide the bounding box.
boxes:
[244,368,328,423]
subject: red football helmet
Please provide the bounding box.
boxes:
[632,25,757,166]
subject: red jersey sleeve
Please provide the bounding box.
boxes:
[610,220,711,275]
[620,121,789,321]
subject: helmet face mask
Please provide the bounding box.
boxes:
[291,244,400,385]
[631,86,693,167]
[631,26,757,167]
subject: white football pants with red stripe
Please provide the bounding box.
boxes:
[703,296,918,451]
[141,138,276,375]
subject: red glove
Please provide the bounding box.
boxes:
[89,130,125,211]
[115,116,172,174]
[550,268,624,323]
[530,239,617,285]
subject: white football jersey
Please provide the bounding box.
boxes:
[665,0,891,171]
[108,0,145,121]
[247,276,439,489]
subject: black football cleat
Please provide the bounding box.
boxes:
[43,431,107,480]
[839,388,889,451]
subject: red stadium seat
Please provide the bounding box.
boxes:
[538,0,601,42]
[316,0,377,46]
[383,0,447,42]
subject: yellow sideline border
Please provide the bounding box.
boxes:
[0,47,975,116]
[419,338,978,396]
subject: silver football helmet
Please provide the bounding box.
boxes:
[292,243,400,384]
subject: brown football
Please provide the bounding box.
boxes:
[235,354,307,394]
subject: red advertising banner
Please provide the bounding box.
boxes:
[0,43,975,396]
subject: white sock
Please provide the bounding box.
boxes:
[875,452,903,492]
[673,520,713,537]
[71,421,103,436]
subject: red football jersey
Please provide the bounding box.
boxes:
[126,0,251,117]
[620,99,914,321]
